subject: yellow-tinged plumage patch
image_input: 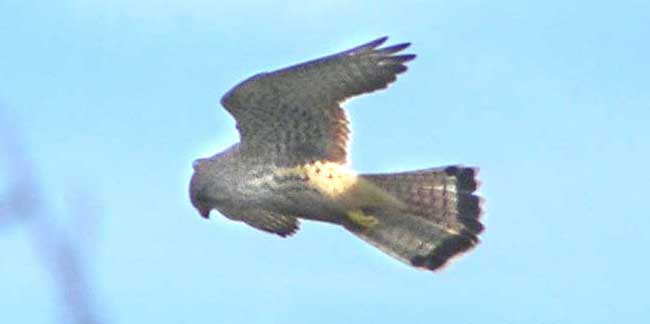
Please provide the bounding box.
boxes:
[273,161,357,196]
[273,161,407,211]
[346,209,379,228]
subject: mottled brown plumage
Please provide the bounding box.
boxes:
[220,37,414,166]
[189,37,484,272]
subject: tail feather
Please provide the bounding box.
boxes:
[348,166,483,271]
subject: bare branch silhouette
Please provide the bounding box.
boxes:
[0,108,105,324]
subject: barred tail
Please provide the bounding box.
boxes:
[347,166,483,271]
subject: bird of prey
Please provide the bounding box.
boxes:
[189,37,483,271]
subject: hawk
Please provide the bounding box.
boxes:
[189,37,483,271]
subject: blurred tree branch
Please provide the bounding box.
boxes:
[0,109,105,324]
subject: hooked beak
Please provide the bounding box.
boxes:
[189,166,212,219]
[197,205,211,219]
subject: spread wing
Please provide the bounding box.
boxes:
[220,37,415,167]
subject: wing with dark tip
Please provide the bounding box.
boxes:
[220,37,415,166]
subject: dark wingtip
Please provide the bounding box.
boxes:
[376,42,411,55]
[348,36,389,55]
[392,54,417,62]
[278,223,300,238]
[370,36,389,46]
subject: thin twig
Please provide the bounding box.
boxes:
[0,108,104,324]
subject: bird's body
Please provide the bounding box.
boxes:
[192,144,400,227]
[190,37,484,271]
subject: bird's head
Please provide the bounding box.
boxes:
[189,159,215,218]
[189,145,240,219]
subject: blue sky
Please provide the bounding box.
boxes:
[1,1,649,323]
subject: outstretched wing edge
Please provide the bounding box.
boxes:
[220,37,416,166]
